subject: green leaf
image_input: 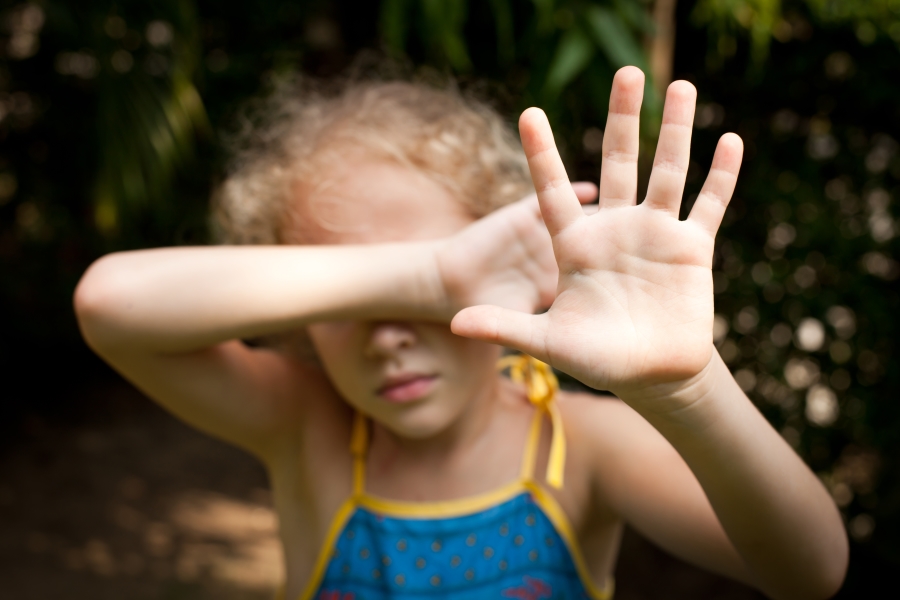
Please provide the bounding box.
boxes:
[379,0,413,52]
[488,0,515,64]
[421,0,472,70]
[93,2,208,237]
[614,0,656,34]
[543,26,595,98]
[581,5,661,141]
[584,5,648,70]
[442,30,474,70]
[531,0,556,34]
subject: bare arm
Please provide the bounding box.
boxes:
[74,243,447,456]
[453,67,848,598]
[75,243,446,354]
[74,189,597,457]
[581,398,751,584]
[635,351,847,598]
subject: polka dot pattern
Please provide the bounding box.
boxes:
[314,493,593,598]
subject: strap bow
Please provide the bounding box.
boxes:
[498,354,566,489]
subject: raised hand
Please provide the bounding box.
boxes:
[452,67,743,405]
[435,182,597,319]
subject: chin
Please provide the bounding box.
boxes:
[376,397,463,440]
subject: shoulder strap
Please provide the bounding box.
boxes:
[498,355,567,489]
[349,411,368,497]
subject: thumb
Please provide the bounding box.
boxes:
[451,306,549,361]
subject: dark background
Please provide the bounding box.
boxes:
[0,1,897,598]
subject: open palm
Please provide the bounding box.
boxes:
[452,67,743,398]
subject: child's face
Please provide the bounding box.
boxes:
[301,155,503,439]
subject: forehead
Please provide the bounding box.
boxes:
[291,157,474,244]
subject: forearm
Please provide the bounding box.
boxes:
[629,351,848,599]
[75,243,446,354]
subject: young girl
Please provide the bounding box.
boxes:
[74,67,848,600]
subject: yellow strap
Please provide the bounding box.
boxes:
[350,411,368,496]
[498,354,566,489]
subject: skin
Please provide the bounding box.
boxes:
[74,67,848,600]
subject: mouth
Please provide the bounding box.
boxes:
[377,373,438,403]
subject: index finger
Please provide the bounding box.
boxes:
[519,107,584,236]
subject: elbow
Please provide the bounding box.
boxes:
[788,567,847,600]
[811,534,849,600]
[73,254,135,353]
[808,511,851,600]
[770,532,849,600]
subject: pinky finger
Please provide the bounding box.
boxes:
[687,133,743,236]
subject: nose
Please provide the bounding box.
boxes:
[364,322,417,359]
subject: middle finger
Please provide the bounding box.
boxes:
[598,67,644,209]
[642,80,697,215]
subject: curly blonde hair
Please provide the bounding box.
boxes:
[212,76,532,245]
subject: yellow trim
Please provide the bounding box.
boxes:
[499,355,566,489]
[297,497,358,600]
[525,481,614,600]
[356,479,527,518]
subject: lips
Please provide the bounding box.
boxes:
[377,374,438,403]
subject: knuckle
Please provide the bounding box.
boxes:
[700,188,728,207]
[602,149,639,164]
[652,158,686,174]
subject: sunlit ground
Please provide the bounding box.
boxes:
[0,380,761,600]
[0,382,279,600]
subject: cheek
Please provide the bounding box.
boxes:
[427,328,503,387]
[307,322,361,380]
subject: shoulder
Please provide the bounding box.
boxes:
[557,389,683,493]
[557,389,654,443]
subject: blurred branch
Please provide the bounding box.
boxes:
[649,0,676,96]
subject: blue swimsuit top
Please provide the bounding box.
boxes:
[289,356,614,600]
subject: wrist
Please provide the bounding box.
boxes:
[613,347,729,423]
[430,236,481,320]
[325,241,453,323]
[412,240,455,321]
[620,349,762,454]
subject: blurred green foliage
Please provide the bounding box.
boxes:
[91,1,208,237]
[0,0,898,595]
